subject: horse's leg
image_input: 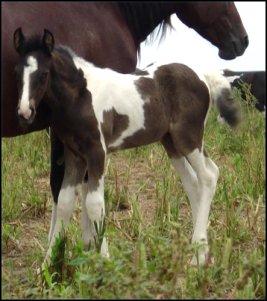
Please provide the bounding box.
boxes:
[185,148,219,265]
[80,178,95,249]
[84,144,109,257]
[48,201,57,244]
[45,148,85,264]
[171,157,199,228]
[161,135,201,230]
[48,129,65,243]
[81,176,109,254]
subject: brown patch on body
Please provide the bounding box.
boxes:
[154,63,210,158]
[133,76,169,142]
[131,64,210,158]
[101,108,129,147]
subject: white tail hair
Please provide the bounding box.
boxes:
[204,71,241,127]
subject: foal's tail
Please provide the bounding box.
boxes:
[204,71,241,127]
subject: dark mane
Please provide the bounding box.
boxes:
[118,3,172,54]
[53,46,87,94]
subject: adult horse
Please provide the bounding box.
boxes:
[2,2,249,137]
[2,2,248,221]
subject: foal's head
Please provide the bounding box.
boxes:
[13,28,54,125]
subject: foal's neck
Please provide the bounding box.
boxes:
[47,50,87,108]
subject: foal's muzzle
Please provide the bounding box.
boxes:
[16,106,36,125]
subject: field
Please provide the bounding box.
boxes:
[2,93,265,299]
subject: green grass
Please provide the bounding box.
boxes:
[2,95,265,299]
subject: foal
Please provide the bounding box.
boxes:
[14,28,240,265]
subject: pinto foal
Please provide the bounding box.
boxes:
[14,28,240,266]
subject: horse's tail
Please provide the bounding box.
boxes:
[204,71,241,127]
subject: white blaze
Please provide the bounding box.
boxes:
[18,56,38,119]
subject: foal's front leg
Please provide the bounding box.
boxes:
[83,144,109,257]
[45,148,85,265]
[48,129,65,244]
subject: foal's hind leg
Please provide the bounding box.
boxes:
[171,157,199,228]
[163,135,219,265]
[185,148,219,265]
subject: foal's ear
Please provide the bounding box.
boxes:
[42,29,54,53]
[13,27,25,54]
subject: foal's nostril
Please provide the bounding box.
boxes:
[17,106,36,123]
[29,106,35,115]
[30,107,36,119]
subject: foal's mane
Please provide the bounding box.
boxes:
[118,3,172,53]
[51,46,87,93]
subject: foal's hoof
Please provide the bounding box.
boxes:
[36,255,51,282]
[190,253,209,266]
[100,238,110,259]
[190,243,212,266]
[36,261,49,288]
[36,260,48,276]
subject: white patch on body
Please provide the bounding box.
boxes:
[72,56,148,150]
[18,56,38,119]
